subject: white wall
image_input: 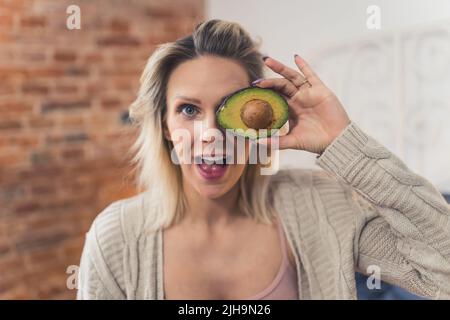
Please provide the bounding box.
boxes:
[207,0,450,192]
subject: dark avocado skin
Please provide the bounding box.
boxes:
[216,86,289,139]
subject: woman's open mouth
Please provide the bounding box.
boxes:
[194,154,232,180]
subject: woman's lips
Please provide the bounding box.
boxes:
[196,163,228,180]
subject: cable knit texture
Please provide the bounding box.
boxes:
[76,121,450,300]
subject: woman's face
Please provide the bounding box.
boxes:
[165,55,251,199]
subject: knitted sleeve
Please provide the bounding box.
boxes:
[76,202,127,300]
[315,121,450,299]
[76,230,113,299]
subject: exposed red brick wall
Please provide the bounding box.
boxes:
[0,0,204,299]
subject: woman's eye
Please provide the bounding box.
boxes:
[179,104,198,117]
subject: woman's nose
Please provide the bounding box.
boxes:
[200,113,224,143]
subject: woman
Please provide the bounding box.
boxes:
[77,19,450,300]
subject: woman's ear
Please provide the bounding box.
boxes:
[163,121,172,141]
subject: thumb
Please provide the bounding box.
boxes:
[256,135,290,150]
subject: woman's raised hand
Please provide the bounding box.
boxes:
[253,55,351,155]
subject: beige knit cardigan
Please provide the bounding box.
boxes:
[76,121,450,300]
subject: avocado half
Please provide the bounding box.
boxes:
[216,87,289,139]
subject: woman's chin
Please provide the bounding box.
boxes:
[180,164,243,199]
[193,171,235,199]
[195,184,230,199]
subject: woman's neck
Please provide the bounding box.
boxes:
[181,181,245,228]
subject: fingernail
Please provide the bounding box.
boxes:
[262,55,269,62]
[294,54,301,62]
[251,78,263,86]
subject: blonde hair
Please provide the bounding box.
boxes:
[128,19,276,232]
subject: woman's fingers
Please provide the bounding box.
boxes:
[253,78,308,114]
[256,134,296,150]
[253,77,298,99]
[263,55,323,88]
[293,55,322,86]
[263,57,306,87]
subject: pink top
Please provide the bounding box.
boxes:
[244,215,298,300]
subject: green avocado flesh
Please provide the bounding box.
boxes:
[216,87,289,139]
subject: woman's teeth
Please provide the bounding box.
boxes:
[193,155,231,165]
[202,156,227,165]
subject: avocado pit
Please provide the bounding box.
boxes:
[240,99,273,129]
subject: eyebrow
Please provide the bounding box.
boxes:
[174,95,202,104]
[174,93,231,112]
